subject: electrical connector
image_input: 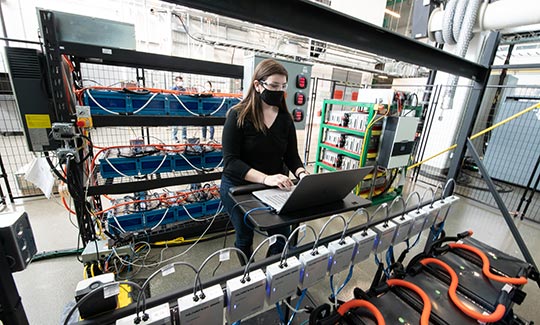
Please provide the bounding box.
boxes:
[421,204,441,229]
[432,195,460,224]
[406,209,428,239]
[265,257,301,305]
[391,214,413,245]
[351,228,377,265]
[327,236,355,276]
[177,284,224,325]
[225,269,266,323]
[299,245,330,289]
[373,221,397,254]
[115,303,171,325]
[51,122,77,140]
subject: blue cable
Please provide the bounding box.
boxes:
[385,247,393,275]
[243,207,272,236]
[232,321,241,325]
[432,221,445,241]
[287,289,307,325]
[374,254,389,279]
[335,265,354,297]
[275,302,286,324]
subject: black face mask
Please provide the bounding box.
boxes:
[260,89,284,106]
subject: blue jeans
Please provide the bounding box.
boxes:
[220,176,290,260]
[172,126,214,141]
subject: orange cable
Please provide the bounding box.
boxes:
[387,279,431,325]
[61,196,76,215]
[448,243,528,285]
[420,258,506,323]
[76,86,242,98]
[337,299,385,325]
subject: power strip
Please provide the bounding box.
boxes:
[421,204,441,229]
[373,221,397,254]
[116,303,171,325]
[225,269,266,323]
[265,257,301,305]
[391,214,413,245]
[351,228,377,265]
[299,245,330,289]
[177,284,224,325]
[327,236,356,276]
[432,195,460,224]
[406,209,428,239]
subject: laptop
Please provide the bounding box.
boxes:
[252,167,373,214]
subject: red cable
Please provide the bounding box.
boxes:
[420,258,506,323]
[448,243,528,285]
[387,279,431,325]
[337,299,385,325]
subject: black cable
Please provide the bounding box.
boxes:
[121,88,150,95]
[44,151,68,183]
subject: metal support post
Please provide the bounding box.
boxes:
[466,138,538,285]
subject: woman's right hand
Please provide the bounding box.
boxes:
[263,174,294,190]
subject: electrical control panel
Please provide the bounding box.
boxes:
[378,116,419,169]
[244,55,312,128]
[178,284,224,325]
[373,221,397,253]
[265,257,301,304]
[432,195,460,224]
[391,214,413,245]
[226,269,266,323]
[406,209,428,239]
[116,303,171,325]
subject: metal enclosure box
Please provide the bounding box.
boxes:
[378,116,419,169]
[411,0,438,39]
[244,55,312,129]
[0,210,37,272]
[5,47,59,152]
[51,10,136,50]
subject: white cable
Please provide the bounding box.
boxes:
[150,208,170,231]
[112,201,223,268]
[179,153,204,171]
[86,89,120,115]
[181,204,206,222]
[171,93,200,116]
[104,158,132,178]
[109,211,127,233]
[207,97,227,116]
[283,299,308,314]
[132,92,159,114]
[147,154,169,176]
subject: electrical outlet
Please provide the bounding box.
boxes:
[391,214,413,245]
[57,148,78,164]
[406,209,428,239]
[351,228,377,264]
[432,195,460,223]
[373,221,397,254]
[327,236,356,276]
[265,257,301,305]
[178,284,224,325]
[421,204,441,229]
[299,245,330,289]
[225,269,266,323]
[116,303,171,325]
[51,122,77,140]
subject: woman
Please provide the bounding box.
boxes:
[220,59,308,261]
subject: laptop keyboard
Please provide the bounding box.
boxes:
[265,192,291,207]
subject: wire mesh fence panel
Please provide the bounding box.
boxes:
[413,82,540,223]
[0,44,44,198]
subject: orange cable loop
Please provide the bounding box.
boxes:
[448,243,527,285]
[386,279,431,325]
[77,86,242,98]
[420,258,506,323]
[61,196,76,215]
[337,299,385,325]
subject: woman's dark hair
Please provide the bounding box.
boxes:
[234,59,288,132]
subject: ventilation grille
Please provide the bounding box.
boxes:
[5,47,42,79]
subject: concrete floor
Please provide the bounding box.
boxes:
[6,181,540,324]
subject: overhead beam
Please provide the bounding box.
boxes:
[162,0,489,81]
[58,41,244,79]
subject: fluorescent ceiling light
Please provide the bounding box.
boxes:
[384,8,401,18]
[378,75,389,79]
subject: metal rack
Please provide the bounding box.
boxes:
[37,9,244,244]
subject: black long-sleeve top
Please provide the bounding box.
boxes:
[222,108,304,185]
